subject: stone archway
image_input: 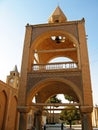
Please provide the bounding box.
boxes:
[28,30,80,71]
[27,78,83,129]
[27,78,83,105]
[25,78,82,130]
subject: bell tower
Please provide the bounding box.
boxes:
[18,6,93,130]
[6,65,19,89]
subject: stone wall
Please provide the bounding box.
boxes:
[0,80,18,130]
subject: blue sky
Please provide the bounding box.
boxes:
[0,0,98,105]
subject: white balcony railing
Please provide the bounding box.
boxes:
[32,62,78,72]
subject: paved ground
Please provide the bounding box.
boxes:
[74,129,98,130]
[73,129,98,130]
[44,124,98,130]
[46,128,98,130]
[45,127,98,130]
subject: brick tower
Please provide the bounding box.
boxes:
[18,6,93,130]
[6,65,19,89]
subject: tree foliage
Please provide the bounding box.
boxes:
[60,106,80,128]
[47,95,62,105]
[64,94,74,103]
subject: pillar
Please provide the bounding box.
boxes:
[35,110,42,130]
[18,106,30,130]
[19,112,27,130]
[80,106,93,130]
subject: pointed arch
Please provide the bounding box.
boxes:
[27,78,83,105]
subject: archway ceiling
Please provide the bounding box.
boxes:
[33,37,77,62]
[37,51,77,63]
[34,81,79,103]
[36,37,76,50]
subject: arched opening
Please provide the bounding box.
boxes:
[26,77,82,129]
[41,94,81,129]
[49,57,72,63]
[29,30,80,72]
[27,78,82,105]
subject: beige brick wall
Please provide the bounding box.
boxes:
[0,80,18,130]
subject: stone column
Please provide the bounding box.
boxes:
[18,106,30,130]
[35,110,42,130]
[80,106,93,130]
[19,112,27,130]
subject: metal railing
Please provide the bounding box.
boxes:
[32,62,78,71]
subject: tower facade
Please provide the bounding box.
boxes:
[18,6,93,130]
[6,65,19,89]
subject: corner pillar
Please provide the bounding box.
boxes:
[18,106,30,130]
[80,106,93,130]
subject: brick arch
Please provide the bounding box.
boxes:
[7,96,17,130]
[0,90,7,130]
[29,30,79,68]
[27,78,83,105]
[31,30,78,49]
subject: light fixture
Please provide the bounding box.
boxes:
[51,36,66,43]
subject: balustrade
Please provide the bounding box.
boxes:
[32,62,78,71]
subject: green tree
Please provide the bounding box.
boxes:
[64,94,75,103]
[47,95,61,104]
[60,106,80,128]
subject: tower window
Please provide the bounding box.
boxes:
[55,20,59,23]
[13,73,15,76]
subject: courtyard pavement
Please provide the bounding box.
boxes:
[44,124,98,130]
[45,128,98,130]
[45,127,98,130]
